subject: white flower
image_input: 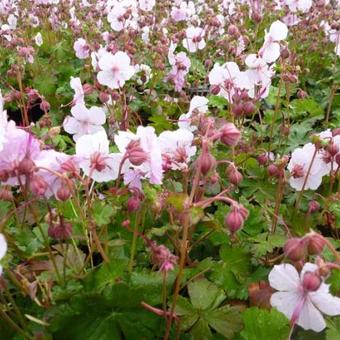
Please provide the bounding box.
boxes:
[182,27,206,53]
[284,0,312,13]
[287,143,329,191]
[73,38,90,59]
[269,263,340,332]
[63,103,106,141]
[0,233,7,275]
[70,77,85,105]
[178,96,208,131]
[114,126,163,184]
[76,131,122,183]
[34,32,43,46]
[158,129,196,170]
[245,54,274,98]
[138,0,155,11]
[260,21,288,64]
[97,51,135,89]
[134,64,152,85]
[209,62,250,101]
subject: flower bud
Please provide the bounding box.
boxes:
[40,99,50,112]
[0,188,13,201]
[243,101,255,115]
[18,158,35,175]
[99,92,110,103]
[210,85,220,95]
[336,153,340,166]
[199,150,216,175]
[56,185,72,201]
[126,140,148,166]
[308,200,320,214]
[227,164,243,185]
[307,234,326,255]
[127,195,141,212]
[220,123,241,146]
[327,143,339,157]
[82,84,93,95]
[302,272,321,292]
[225,209,244,233]
[283,238,305,261]
[227,25,239,37]
[48,220,72,240]
[232,103,244,117]
[267,164,279,177]
[257,153,268,166]
[30,175,48,196]
[0,169,9,182]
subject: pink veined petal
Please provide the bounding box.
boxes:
[270,290,302,320]
[297,297,326,332]
[71,103,89,120]
[310,287,340,316]
[268,263,301,291]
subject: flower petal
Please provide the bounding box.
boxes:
[270,290,302,320]
[310,286,340,316]
[268,263,301,291]
[297,297,326,332]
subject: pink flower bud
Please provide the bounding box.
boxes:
[332,128,340,137]
[225,209,244,233]
[48,221,72,240]
[18,158,35,175]
[283,238,306,262]
[307,200,320,214]
[40,99,50,112]
[30,175,48,196]
[126,140,148,166]
[257,153,269,166]
[220,123,241,146]
[82,84,93,95]
[232,103,244,117]
[267,164,279,177]
[199,149,216,175]
[99,92,110,103]
[0,188,14,201]
[307,234,326,255]
[227,164,243,185]
[327,143,339,157]
[0,169,9,182]
[243,101,255,115]
[127,195,141,212]
[56,185,72,201]
[302,272,321,292]
[227,25,239,37]
[210,85,220,95]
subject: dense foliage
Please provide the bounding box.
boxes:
[0,0,339,339]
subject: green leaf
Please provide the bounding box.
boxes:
[92,202,115,226]
[290,98,323,118]
[205,305,243,339]
[326,269,340,295]
[209,95,228,110]
[326,316,340,340]
[188,279,226,310]
[241,307,290,340]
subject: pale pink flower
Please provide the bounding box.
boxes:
[0,233,7,275]
[183,27,206,53]
[63,102,106,142]
[167,45,191,92]
[170,1,195,22]
[284,0,312,13]
[287,143,329,191]
[114,126,163,184]
[97,51,135,89]
[209,62,250,102]
[245,54,274,98]
[73,38,90,59]
[0,129,41,186]
[318,129,340,171]
[269,263,340,332]
[34,32,43,46]
[178,96,208,131]
[76,131,122,183]
[34,150,72,198]
[259,21,288,64]
[70,77,85,105]
[158,129,196,170]
[138,0,155,11]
